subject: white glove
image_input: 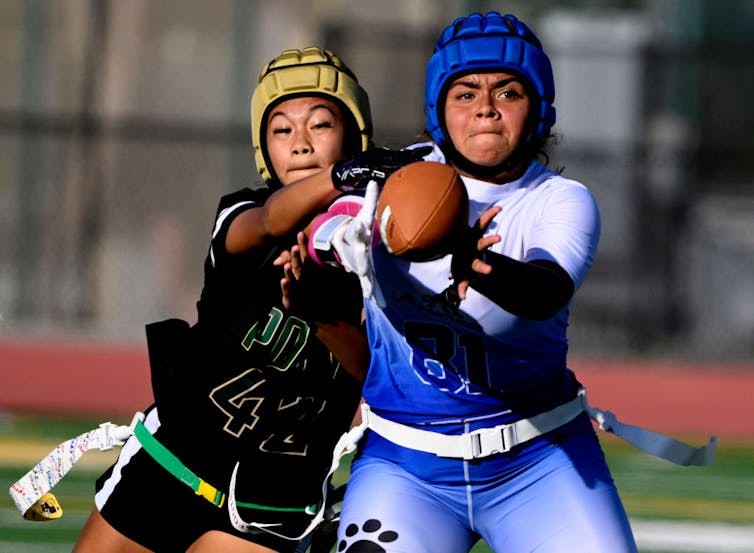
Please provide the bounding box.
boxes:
[330,181,384,305]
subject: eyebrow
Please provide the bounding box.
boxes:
[309,103,338,115]
[450,76,521,89]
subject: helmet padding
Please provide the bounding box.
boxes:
[425,12,555,148]
[251,47,372,184]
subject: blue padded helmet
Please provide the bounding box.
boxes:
[425,12,556,148]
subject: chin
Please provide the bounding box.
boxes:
[466,155,509,167]
[461,142,512,165]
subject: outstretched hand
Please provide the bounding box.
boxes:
[275,231,364,325]
[275,231,309,313]
[329,181,384,305]
[452,205,502,300]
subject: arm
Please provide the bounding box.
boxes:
[277,232,369,381]
[470,255,574,320]
[226,169,340,254]
[453,205,573,319]
[460,181,598,319]
[226,146,433,255]
[311,319,369,382]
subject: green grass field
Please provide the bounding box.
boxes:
[1,414,753,553]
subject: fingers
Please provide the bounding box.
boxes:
[287,231,312,280]
[273,249,292,266]
[279,230,315,312]
[296,231,310,264]
[471,258,493,275]
[455,257,491,302]
[280,264,294,310]
[450,207,500,301]
[477,205,502,231]
[280,282,292,310]
[456,280,469,300]
[477,234,501,252]
[356,181,379,226]
[281,261,294,283]
[466,234,499,277]
[289,245,303,280]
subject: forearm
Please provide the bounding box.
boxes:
[470,252,574,320]
[262,169,342,237]
[313,320,369,382]
[247,145,433,245]
[226,169,341,254]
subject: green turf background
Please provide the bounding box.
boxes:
[1,414,752,552]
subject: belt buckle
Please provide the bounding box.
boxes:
[196,480,225,508]
[465,425,507,460]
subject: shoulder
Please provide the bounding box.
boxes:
[208,187,272,262]
[215,187,271,216]
[212,187,272,234]
[529,164,598,208]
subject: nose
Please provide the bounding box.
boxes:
[476,93,498,118]
[292,132,313,155]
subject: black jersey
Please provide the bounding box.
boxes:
[148,186,363,508]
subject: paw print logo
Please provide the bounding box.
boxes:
[338,519,399,552]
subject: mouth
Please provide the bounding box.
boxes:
[470,129,502,137]
[287,165,322,175]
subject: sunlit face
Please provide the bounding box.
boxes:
[265,96,347,185]
[443,72,531,172]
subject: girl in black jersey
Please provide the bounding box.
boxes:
[71,47,375,553]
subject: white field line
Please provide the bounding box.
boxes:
[633,520,754,552]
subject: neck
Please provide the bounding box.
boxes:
[451,151,530,184]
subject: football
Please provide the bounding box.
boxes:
[376,161,469,261]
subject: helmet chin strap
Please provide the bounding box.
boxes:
[441,142,528,180]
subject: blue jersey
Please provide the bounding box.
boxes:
[340,150,636,553]
[362,149,600,424]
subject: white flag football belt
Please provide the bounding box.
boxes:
[358,389,716,466]
[8,386,715,526]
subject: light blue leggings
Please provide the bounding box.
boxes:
[336,415,637,553]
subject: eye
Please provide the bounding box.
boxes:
[453,90,475,101]
[499,86,526,100]
[313,121,335,130]
[271,126,291,135]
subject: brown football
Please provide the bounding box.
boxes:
[376,161,469,261]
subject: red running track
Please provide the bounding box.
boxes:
[1,339,752,438]
[0,338,152,417]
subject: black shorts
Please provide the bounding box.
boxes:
[94,409,316,553]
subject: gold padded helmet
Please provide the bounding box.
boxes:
[251,47,372,184]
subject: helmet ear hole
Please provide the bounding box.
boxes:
[251,47,372,183]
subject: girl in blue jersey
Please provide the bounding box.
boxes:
[285,11,639,553]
